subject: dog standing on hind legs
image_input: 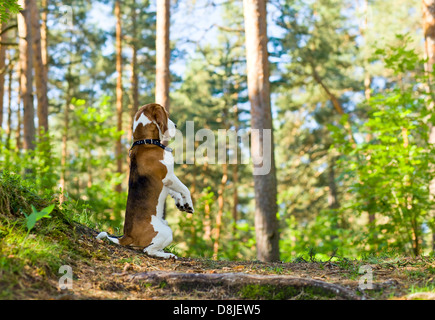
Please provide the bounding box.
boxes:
[97,103,194,259]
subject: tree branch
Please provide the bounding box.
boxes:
[1,24,18,36]
[0,42,18,46]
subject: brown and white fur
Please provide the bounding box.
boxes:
[97,103,194,259]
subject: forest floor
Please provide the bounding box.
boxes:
[2,220,435,300]
[1,173,435,301]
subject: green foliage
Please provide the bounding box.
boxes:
[331,35,435,256]
[0,0,21,23]
[67,97,127,230]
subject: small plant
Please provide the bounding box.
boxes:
[23,204,55,233]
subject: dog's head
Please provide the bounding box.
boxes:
[133,103,176,141]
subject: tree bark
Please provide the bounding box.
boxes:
[28,0,49,135]
[129,0,139,142]
[0,23,7,133]
[422,0,435,253]
[243,0,280,262]
[232,161,239,235]
[423,0,435,70]
[6,52,13,152]
[156,0,170,112]
[59,70,72,205]
[15,59,22,150]
[115,0,123,193]
[17,0,35,151]
[40,0,48,75]
[127,1,139,179]
[328,156,340,210]
[213,162,228,260]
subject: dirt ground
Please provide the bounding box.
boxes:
[13,224,432,301]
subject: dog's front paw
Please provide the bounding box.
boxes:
[169,190,187,212]
[183,197,194,213]
[183,203,194,213]
[176,203,186,212]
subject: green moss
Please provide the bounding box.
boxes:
[237,284,336,300]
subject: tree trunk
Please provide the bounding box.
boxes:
[0,24,6,133]
[6,52,13,152]
[423,0,435,70]
[40,0,48,75]
[115,0,123,193]
[327,154,346,231]
[17,0,35,151]
[28,0,49,135]
[59,72,72,205]
[243,0,280,262]
[155,0,170,112]
[15,60,22,150]
[232,162,239,235]
[203,182,212,241]
[129,0,139,143]
[126,1,139,183]
[232,92,240,237]
[328,156,340,210]
[213,162,228,260]
[422,0,435,253]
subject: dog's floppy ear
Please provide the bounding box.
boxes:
[149,104,169,137]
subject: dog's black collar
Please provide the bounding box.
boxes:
[130,139,173,152]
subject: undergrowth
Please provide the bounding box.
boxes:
[0,171,86,298]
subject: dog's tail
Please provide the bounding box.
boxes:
[96,231,121,245]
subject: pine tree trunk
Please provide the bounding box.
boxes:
[15,61,22,150]
[59,73,72,205]
[17,0,35,151]
[213,163,228,260]
[232,162,239,235]
[156,0,170,112]
[0,23,6,133]
[40,0,48,75]
[243,0,280,262]
[156,0,171,221]
[29,0,49,135]
[423,0,435,70]
[129,0,139,142]
[6,52,13,152]
[115,0,123,193]
[422,0,435,253]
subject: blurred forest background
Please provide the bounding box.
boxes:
[0,0,435,262]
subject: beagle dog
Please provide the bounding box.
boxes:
[97,103,194,259]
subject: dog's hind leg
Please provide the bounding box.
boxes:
[143,216,177,259]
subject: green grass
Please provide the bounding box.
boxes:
[0,171,84,298]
